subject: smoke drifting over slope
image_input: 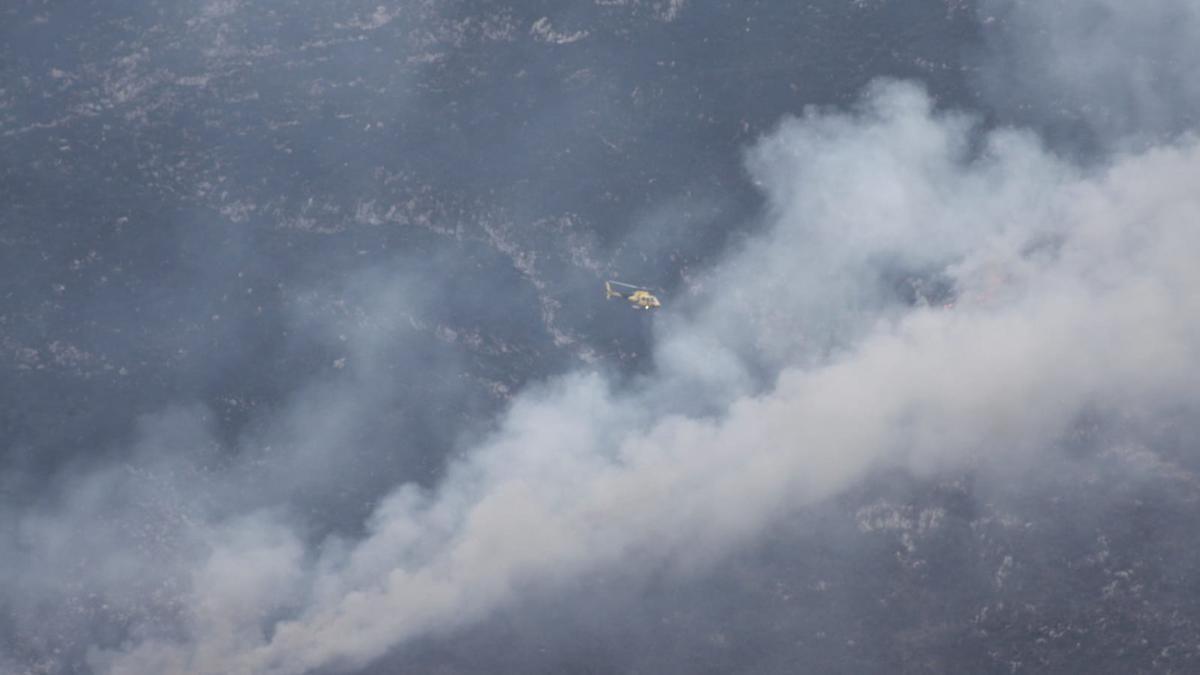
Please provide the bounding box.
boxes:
[4,1,1200,674]
[977,0,1200,147]
[86,81,1200,674]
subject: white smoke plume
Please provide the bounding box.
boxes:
[88,78,1200,674]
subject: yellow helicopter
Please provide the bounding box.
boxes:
[605,280,661,310]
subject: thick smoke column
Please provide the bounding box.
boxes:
[93,80,1200,674]
[6,1,1200,673]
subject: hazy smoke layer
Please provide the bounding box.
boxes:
[81,80,1200,674]
[978,0,1200,146]
[6,2,1200,673]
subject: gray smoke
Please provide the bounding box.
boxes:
[977,0,1200,147]
[4,1,1200,673]
[90,80,1200,674]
